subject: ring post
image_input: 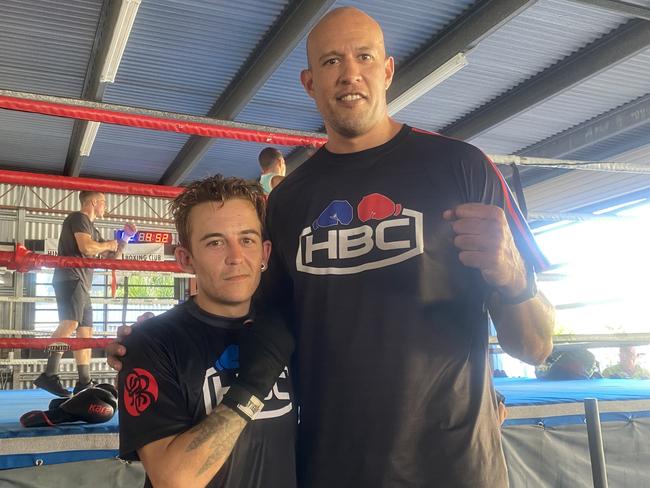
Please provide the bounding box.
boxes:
[584,398,608,488]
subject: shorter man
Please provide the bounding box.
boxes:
[258,147,286,194]
[603,346,650,379]
[118,175,296,488]
[34,191,136,397]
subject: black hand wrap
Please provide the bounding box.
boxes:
[21,384,118,427]
[222,315,294,421]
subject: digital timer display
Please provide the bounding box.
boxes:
[115,230,173,244]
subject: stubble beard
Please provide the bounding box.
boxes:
[326,101,380,139]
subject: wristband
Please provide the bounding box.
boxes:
[221,384,265,421]
[499,270,537,305]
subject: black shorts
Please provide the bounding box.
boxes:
[53,280,93,328]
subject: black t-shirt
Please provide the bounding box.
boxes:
[52,211,103,290]
[118,300,297,488]
[263,125,548,488]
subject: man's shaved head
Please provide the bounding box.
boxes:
[300,7,399,148]
[306,7,386,68]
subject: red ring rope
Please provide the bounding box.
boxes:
[0,337,114,351]
[0,168,183,198]
[0,245,182,273]
[0,94,328,147]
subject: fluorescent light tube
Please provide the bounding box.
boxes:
[79,121,101,156]
[387,53,468,115]
[100,0,141,83]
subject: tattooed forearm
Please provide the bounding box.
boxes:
[185,405,247,476]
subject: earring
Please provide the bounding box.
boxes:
[261,263,267,271]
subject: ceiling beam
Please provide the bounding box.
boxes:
[64,1,122,177]
[570,0,650,21]
[442,18,650,141]
[516,93,650,186]
[159,0,335,186]
[521,93,650,159]
[387,0,535,105]
[287,0,537,169]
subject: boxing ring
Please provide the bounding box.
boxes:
[0,88,649,488]
[498,377,650,488]
[0,388,119,470]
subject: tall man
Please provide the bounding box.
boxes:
[118,176,295,487]
[258,147,286,194]
[261,8,554,487]
[34,191,136,397]
[109,7,555,487]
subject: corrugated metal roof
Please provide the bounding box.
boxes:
[0,0,649,216]
[471,47,650,154]
[0,0,102,97]
[102,0,289,115]
[185,138,287,182]
[81,123,190,182]
[610,141,650,164]
[567,125,650,162]
[396,0,633,132]
[0,0,101,174]
[0,111,73,172]
[524,170,650,213]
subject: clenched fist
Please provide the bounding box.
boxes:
[122,222,137,239]
[443,203,527,299]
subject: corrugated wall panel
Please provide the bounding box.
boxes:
[0,215,175,242]
[0,219,16,243]
[0,185,173,222]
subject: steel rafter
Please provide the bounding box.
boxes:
[442,19,650,141]
[159,0,335,186]
[64,1,123,177]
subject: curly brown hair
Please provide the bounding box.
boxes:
[169,175,266,250]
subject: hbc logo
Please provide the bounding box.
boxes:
[297,193,423,275]
[202,366,292,420]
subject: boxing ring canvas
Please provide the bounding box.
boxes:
[0,389,119,469]
[497,378,650,488]
[1,380,649,486]
[0,388,145,487]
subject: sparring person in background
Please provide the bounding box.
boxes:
[118,175,295,488]
[109,7,555,487]
[257,147,286,195]
[34,191,136,397]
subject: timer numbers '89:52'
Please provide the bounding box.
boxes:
[135,231,171,243]
[116,229,172,244]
